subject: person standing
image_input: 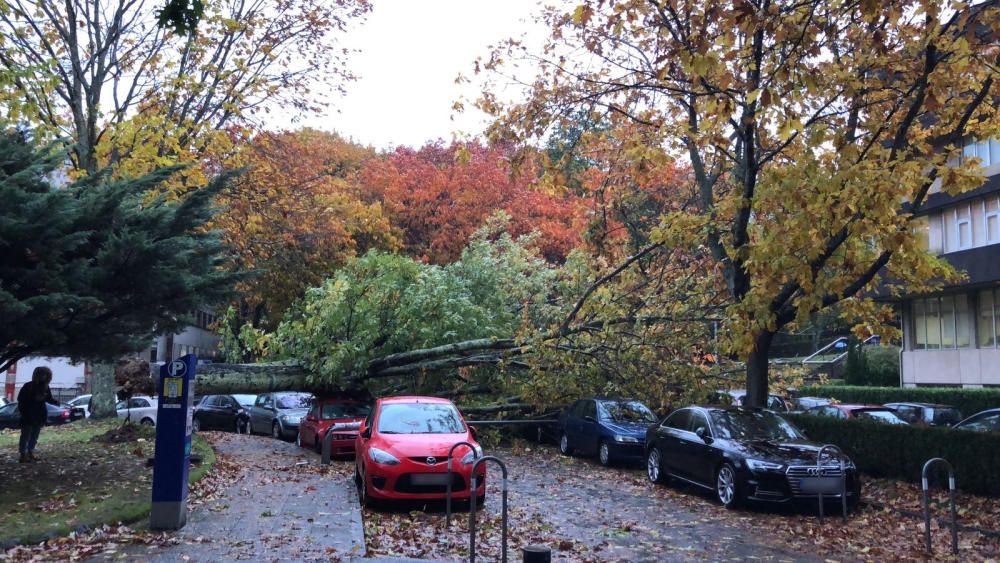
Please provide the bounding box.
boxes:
[17,366,58,463]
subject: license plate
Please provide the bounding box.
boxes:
[410,473,449,486]
[800,477,842,494]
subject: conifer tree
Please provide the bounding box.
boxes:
[0,131,236,415]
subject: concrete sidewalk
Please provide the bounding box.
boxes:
[100,434,368,562]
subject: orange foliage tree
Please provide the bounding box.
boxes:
[359,141,585,264]
[212,128,400,340]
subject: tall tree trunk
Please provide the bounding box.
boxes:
[89,362,117,419]
[744,330,775,408]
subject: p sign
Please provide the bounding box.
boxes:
[167,359,187,377]
[150,353,196,530]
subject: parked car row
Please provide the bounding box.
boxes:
[0,401,86,429]
[794,398,999,432]
[556,396,861,510]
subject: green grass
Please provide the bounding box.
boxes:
[0,419,216,546]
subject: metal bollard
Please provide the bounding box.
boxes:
[470,456,509,563]
[921,457,959,555]
[522,545,551,563]
[815,444,848,523]
[321,422,361,466]
[321,430,334,465]
[445,441,480,528]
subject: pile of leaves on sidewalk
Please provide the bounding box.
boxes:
[0,524,189,562]
[364,503,589,561]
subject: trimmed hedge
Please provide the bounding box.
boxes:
[799,385,1000,419]
[843,345,900,387]
[787,414,1000,496]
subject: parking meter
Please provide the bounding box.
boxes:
[150,354,196,530]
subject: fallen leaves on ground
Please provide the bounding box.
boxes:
[364,443,1000,562]
[0,429,238,562]
[0,524,184,562]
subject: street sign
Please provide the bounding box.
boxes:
[150,353,196,530]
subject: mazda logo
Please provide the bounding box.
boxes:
[426,457,437,465]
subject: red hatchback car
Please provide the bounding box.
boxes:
[355,396,484,508]
[298,398,371,456]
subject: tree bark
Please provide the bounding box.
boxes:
[744,330,775,408]
[194,362,313,395]
[89,362,118,419]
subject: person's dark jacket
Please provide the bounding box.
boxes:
[17,382,59,425]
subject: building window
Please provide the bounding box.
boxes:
[986,198,1000,245]
[961,138,997,167]
[979,289,998,348]
[912,294,971,350]
[955,206,972,250]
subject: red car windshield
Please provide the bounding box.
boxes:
[321,402,370,420]
[855,409,908,425]
[377,403,465,434]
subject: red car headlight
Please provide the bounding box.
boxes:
[368,447,400,465]
[460,445,484,465]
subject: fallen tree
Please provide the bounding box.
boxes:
[194,243,673,396]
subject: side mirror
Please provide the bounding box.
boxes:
[469,425,479,440]
[584,415,597,423]
[695,426,712,443]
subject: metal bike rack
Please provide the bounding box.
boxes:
[445,441,481,527]
[469,456,509,563]
[921,457,959,555]
[815,444,848,523]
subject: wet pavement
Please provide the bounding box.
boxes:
[97,434,367,562]
[90,436,822,562]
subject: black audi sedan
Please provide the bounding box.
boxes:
[645,406,860,510]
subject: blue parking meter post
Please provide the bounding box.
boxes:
[150,354,196,530]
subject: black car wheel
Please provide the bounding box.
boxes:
[598,441,612,466]
[357,468,373,509]
[192,418,201,432]
[715,462,743,509]
[271,421,282,440]
[295,432,301,447]
[647,447,668,484]
[559,433,574,456]
[314,433,323,454]
[245,419,253,435]
[140,417,154,426]
[234,418,241,434]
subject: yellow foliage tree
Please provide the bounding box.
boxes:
[480,0,1000,406]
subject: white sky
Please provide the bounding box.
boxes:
[287,0,550,150]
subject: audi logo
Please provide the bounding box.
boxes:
[426,457,437,465]
[807,467,822,476]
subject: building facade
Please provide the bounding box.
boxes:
[899,138,1000,387]
[4,356,89,402]
[143,309,224,365]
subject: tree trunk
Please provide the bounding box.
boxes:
[744,330,775,408]
[195,362,312,395]
[89,362,118,419]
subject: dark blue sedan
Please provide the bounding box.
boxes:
[559,398,657,466]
